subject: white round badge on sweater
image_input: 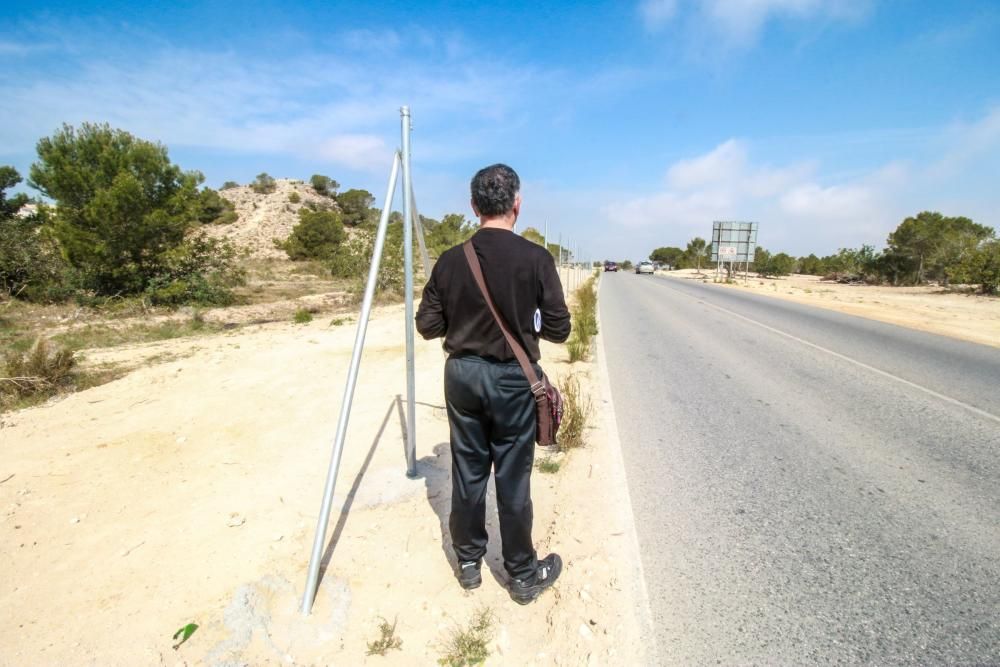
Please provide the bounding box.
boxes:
[533,308,542,333]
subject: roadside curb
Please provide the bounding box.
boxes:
[594,275,659,664]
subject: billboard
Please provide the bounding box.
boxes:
[710,221,758,262]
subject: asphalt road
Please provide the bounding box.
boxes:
[599,271,1000,666]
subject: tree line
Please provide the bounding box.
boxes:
[646,213,999,293]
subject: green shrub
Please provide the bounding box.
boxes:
[28,123,204,296]
[196,187,237,225]
[293,308,313,324]
[288,192,301,204]
[143,233,245,306]
[220,181,240,190]
[328,222,404,294]
[336,188,376,226]
[281,208,346,261]
[1,170,68,301]
[953,239,1000,294]
[250,172,276,194]
[310,174,339,197]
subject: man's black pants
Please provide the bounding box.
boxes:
[444,355,538,581]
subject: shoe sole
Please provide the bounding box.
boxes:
[460,578,482,590]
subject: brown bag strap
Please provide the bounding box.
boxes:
[462,240,545,397]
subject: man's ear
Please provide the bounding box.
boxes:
[512,193,522,219]
[470,199,480,218]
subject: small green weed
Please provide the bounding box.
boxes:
[172,622,198,650]
[293,308,313,324]
[536,457,560,474]
[438,606,494,667]
[366,616,403,656]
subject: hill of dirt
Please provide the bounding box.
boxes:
[203,179,339,260]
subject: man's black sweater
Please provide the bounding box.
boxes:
[415,228,571,362]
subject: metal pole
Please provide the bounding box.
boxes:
[410,190,432,278]
[401,106,417,479]
[301,151,401,616]
[576,243,580,288]
[544,221,548,256]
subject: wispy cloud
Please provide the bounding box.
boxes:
[639,0,679,31]
[0,25,550,171]
[638,0,872,44]
[603,137,900,253]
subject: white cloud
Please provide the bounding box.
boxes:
[639,0,679,30]
[603,138,901,253]
[930,106,1000,178]
[703,0,869,43]
[317,134,391,171]
[666,138,746,189]
[638,0,871,44]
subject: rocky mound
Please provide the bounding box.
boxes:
[203,179,338,259]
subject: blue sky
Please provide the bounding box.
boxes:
[2,0,999,259]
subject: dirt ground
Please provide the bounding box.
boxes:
[659,269,1000,349]
[1,281,648,665]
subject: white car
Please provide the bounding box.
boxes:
[636,261,655,275]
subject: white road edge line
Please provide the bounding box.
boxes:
[658,277,1000,426]
[595,276,660,664]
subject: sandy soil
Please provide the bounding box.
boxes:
[659,269,1000,349]
[1,288,647,664]
[202,179,337,260]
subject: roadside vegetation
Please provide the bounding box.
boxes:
[1,121,489,411]
[366,616,403,657]
[536,268,598,470]
[558,373,591,450]
[566,272,599,363]
[437,606,494,667]
[644,212,999,293]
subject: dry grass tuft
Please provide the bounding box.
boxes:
[557,373,591,450]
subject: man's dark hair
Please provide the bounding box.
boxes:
[470,164,520,218]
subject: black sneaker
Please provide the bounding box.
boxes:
[457,560,482,590]
[509,553,562,605]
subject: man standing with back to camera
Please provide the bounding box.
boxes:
[415,164,571,604]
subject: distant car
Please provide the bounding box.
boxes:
[636,261,654,275]
[604,261,618,272]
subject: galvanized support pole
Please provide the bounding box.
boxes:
[301,151,401,616]
[401,107,417,479]
[410,191,432,279]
